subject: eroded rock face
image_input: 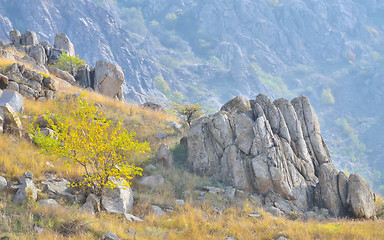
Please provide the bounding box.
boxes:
[54,33,75,56]
[188,94,376,218]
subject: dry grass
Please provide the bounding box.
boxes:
[0,58,15,72]
[5,46,26,58]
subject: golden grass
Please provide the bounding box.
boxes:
[5,46,26,58]
[0,58,15,71]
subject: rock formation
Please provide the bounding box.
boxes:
[188,94,376,219]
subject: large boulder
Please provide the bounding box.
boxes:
[28,44,47,65]
[0,73,8,90]
[101,178,134,214]
[75,65,94,88]
[187,94,376,218]
[156,143,174,166]
[0,89,24,113]
[94,61,124,100]
[54,33,75,56]
[40,178,74,201]
[9,30,21,45]
[2,103,22,137]
[347,174,376,219]
[12,172,37,204]
[20,31,38,46]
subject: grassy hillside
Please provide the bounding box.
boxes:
[0,55,384,239]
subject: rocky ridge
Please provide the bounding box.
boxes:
[188,94,376,219]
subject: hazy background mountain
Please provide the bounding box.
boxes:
[0,0,384,194]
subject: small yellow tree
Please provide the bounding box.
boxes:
[30,95,150,195]
[173,103,204,127]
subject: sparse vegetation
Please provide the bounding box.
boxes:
[172,103,205,127]
[29,94,150,194]
[52,52,84,75]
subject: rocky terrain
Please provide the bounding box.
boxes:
[188,94,376,219]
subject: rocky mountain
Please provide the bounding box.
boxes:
[0,0,384,193]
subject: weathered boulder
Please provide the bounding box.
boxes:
[0,175,7,191]
[151,205,165,217]
[40,178,74,201]
[2,103,22,137]
[75,65,94,88]
[347,174,376,219]
[141,102,164,111]
[156,143,174,166]
[81,194,101,215]
[47,66,76,84]
[139,175,164,187]
[103,233,120,240]
[38,199,60,207]
[0,89,24,113]
[9,30,21,44]
[94,60,124,100]
[20,31,38,46]
[187,94,375,218]
[124,213,144,222]
[101,178,134,214]
[28,44,47,65]
[54,33,75,56]
[12,172,37,204]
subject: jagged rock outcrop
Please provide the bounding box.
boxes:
[188,94,376,218]
[101,178,134,214]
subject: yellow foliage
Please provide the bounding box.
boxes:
[29,94,150,194]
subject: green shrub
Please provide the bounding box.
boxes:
[52,52,84,76]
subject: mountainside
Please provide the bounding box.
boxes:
[1,0,384,193]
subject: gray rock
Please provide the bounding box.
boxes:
[9,30,21,44]
[124,213,144,222]
[203,186,225,194]
[175,199,185,206]
[220,95,251,115]
[101,178,134,214]
[54,33,75,56]
[141,102,164,111]
[155,132,167,139]
[104,232,119,240]
[38,199,60,207]
[6,81,19,92]
[12,172,38,204]
[47,67,76,84]
[40,179,72,197]
[28,44,47,65]
[144,164,156,172]
[156,143,174,166]
[139,175,164,188]
[20,31,38,46]
[347,174,376,219]
[33,225,44,233]
[0,175,7,191]
[2,103,22,137]
[166,121,182,132]
[0,90,24,113]
[94,60,124,100]
[151,205,165,217]
[75,65,94,88]
[265,206,284,217]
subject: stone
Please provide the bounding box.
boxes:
[42,77,56,91]
[75,65,94,88]
[28,44,47,65]
[220,95,251,115]
[20,31,38,46]
[225,187,236,200]
[139,175,164,187]
[9,30,21,44]
[12,172,38,204]
[175,199,185,206]
[155,132,167,139]
[166,121,182,132]
[2,103,22,137]
[347,174,376,219]
[40,178,72,198]
[94,60,124,100]
[81,194,100,215]
[0,90,24,113]
[0,74,8,90]
[33,225,44,233]
[141,102,164,111]
[124,213,144,222]
[203,186,225,194]
[0,175,7,191]
[103,232,119,240]
[81,200,96,215]
[6,81,19,92]
[101,178,134,214]
[151,205,165,217]
[156,143,174,166]
[47,67,76,84]
[180,136,187,147]
[265,206,284,217]
[19,84,37,99]
[54,33,75,56]
[38,199,60,207]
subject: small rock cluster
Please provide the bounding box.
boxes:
[188,94,376,219]
[2,30,125,100]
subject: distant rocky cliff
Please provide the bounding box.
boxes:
[188,94,376,218]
